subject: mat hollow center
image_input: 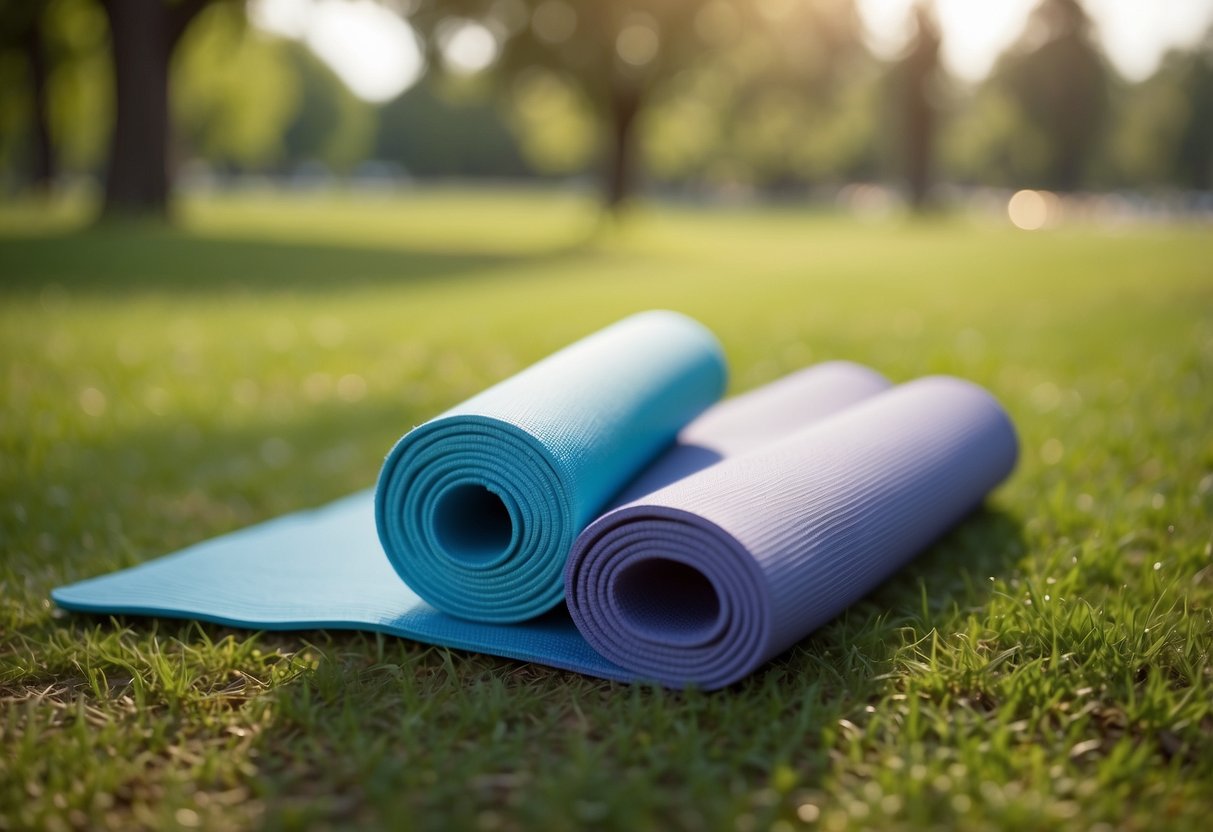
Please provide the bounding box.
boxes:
[433,484,512,563]
[613,558,722,644]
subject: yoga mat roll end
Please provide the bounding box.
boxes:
[565,375,1019,689]
[375,311,728,623]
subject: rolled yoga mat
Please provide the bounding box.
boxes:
[565,376,1019,689]
[609,361,892,507]
[375,310,726,622]
[51,344,914,684]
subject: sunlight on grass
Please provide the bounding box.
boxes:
[1,189,1211,830]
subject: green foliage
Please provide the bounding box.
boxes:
[2,0,1213,199]
[1102,73,1191,189]
[505,68,596,173]
[1,189,1211,829]
[173,3,302,169]
[642,70,725,180]
[0,0,49,179]
[280,40,377,173]
[0,50,30,178]
[1170,34,1213,190]
[942,90,1049,188]
[42,0,111,173]
[1111,32,1213,191]
[973,0,1111,191]
[412,1,876,195]
[377,73,534,177]
[0,0,116,177]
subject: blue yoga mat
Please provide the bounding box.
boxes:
[52,315,1017,688]
[373,310,726,622]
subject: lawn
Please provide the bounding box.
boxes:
[1,189,1210,831]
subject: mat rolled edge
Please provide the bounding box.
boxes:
[375,310,727,623]
[565,375,1019,688]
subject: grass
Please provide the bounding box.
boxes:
[1,188,1211,831]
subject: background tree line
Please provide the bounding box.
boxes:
[1,0,1210,219]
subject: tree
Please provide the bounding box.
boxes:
[701,0,875,192]
[989,0,1110,191]
[0,0,54,189]
[1168,30,1213,191]
[375,76,532,179]
[0,0,114,189]
[895,1,941,209]
[173,3,303,171]
[281,40,377,175]
[409,0,727,212]
[98,0,223,218]
[409,1,877,208]
[1103,29,1213,192]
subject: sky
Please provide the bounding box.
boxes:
[250,0,1213,102]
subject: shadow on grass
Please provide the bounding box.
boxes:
[18,496,1024,826]
[235,507,1026,826]
[0,225,591,299]
[12,394,423,586]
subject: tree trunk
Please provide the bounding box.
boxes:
[903,79,933,210]
[23,14,55,191]
[100,0,207,219]
[602,83,641,214]
[901,6,940,212]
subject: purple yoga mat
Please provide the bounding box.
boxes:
[611,361,893,506]
[566,376,1019,688]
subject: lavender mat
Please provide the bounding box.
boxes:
[566,377,1019,688]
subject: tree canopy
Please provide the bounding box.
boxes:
[1,0,1210,216]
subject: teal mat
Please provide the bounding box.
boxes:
[55,491,634,681]
[374,311,726,622]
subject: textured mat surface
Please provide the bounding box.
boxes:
[54,490,635,681]
[374,310,726,622]
[565,377,1019,688]
[52,322,1016,687]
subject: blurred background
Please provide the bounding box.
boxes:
[1,0,1211,222]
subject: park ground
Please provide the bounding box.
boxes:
[1,189,1211,830]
